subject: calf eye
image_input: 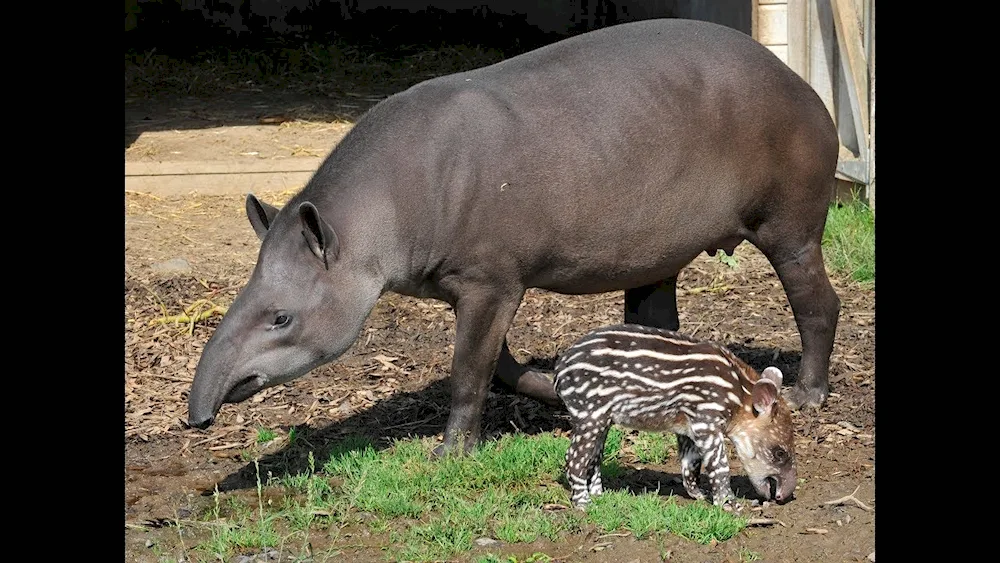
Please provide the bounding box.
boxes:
[772,447,788,463]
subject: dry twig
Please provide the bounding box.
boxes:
[822,485,873,512]
[747,517,787,527]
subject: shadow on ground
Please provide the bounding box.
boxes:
[124,7,574,150]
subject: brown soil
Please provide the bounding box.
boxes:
[124,93,875,563]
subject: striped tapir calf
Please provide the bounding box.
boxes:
[554,324,797,508]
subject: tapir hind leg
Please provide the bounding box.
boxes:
[751,221,840,409]
[497,277,683,405]
[494,340,560,405]
[435,286,525,457]
[624,276,681,330]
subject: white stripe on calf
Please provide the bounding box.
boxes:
[556,362,607,380]
[585,386,622,398]
[568,365,735,393]
[590,330,699,347]
[573,338,608,348]
[589,394,637,419]
[590,348,731,366]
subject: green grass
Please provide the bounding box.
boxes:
[633,432,676,464]
[587,491,745,543]
[823,193,875,284]
[192,431,747,561]
[256,427,277,444]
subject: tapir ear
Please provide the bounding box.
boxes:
[246,194,280,241]
[298,201,340,268]
[751,377,779,416]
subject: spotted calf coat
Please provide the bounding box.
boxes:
[554,323,797,508]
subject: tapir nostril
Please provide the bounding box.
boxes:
[188,415,215,430]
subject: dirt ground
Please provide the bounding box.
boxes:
[124,93,875,563]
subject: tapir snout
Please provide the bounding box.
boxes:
[187,361,266,429]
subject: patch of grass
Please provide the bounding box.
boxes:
[599,426,627,479]
[587,490,746,544]
[716,249,740,269]
[632,431,676,465]
[494,504,559,543]
[823,193,875,283]
[200,518,280,559]
[256,426,277,444]
[739,546,763,561]
[194,431,747,561]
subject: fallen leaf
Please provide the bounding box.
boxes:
[372,354,403,371]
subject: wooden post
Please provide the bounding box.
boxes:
[831,0,870,157]
[867,2,875,213]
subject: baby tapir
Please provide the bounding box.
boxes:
[554,323,797,509]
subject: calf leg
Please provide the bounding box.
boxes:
[676,434,706,501]
[586,423,612,499]
[566,418,612,508]
[689,426,735,507]
[624,277,681,331]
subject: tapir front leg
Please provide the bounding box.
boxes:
[435,286,525,457]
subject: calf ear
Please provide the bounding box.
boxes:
[760,366,784,387]
[298,201,340,269]
[751,378,779,416]
[246,194,280,241]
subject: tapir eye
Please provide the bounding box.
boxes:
[772,447,788,463]
[269,313,292,329]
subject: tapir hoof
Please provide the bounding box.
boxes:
[431,437,479,459]
[782,383,828,410]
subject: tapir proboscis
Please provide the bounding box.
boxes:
[187,18,841,455]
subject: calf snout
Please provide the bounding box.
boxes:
[775,472,797,504]
[757,473,796,504]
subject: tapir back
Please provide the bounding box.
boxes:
[328,18,839,296]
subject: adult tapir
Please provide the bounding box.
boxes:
[187,18,841,455]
